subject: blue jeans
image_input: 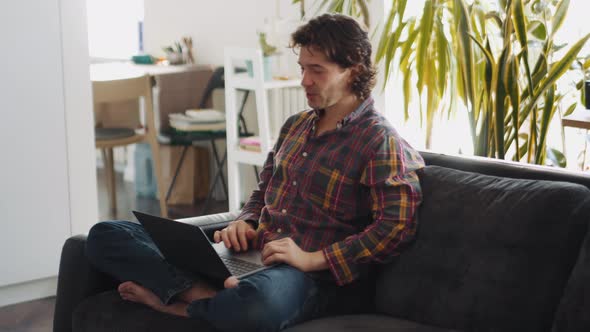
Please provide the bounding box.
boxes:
[86,221,370,332]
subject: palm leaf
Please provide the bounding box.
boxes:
[403,64,412,121]
[508,55,521,159]
[552,0,570,37]
[436,18,449,97]
[455,0,476,107]
[535,85,556,163]
[416,0,435,93]
[375,7,397,63]
[564,102,577,117]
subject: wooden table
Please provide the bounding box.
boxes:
[562,109,590,170]
[562,110,590,130]
[90,62,203,81]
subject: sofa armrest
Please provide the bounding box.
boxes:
[178,211,240,241]
[53,211,240,332]
[53,235,118,332]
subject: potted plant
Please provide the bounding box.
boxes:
[246,32,280,80]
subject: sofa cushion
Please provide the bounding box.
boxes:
[552,210,590,332]
[375,166,590,332]
[284,314,459,332]
[72,290,216,332]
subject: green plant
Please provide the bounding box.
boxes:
[258,32,280,57]
[372,0,589,166]
[292,0,371,27]
[299,0,588,165]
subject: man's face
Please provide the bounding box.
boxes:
[298,46,355,110]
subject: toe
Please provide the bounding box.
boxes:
[118,281,136,292]
[224,276,240,289]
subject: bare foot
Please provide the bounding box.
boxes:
[224,276,240,289]
[118,281,188,317]
[176,277,238,303]
[177,281,218,303]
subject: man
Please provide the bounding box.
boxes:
[86,13,424,332]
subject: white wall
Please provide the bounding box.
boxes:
[0,0,97,306]
[144,0,301,66]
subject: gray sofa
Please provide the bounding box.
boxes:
[53,151,590,332]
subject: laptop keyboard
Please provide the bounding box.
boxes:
[219,255,263,276]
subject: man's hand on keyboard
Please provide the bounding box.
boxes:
[261,237,329,272]
[213,220,256,252]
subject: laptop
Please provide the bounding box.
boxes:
[133,211,271,285]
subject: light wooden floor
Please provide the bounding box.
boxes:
[0,297,54,332]
[0,168,228,331]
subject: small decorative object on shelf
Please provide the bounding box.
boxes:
[182,36,195,64]
[162,41,184,65]
[259,32,278,57]
[246,32,280,81]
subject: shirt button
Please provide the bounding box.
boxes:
[281,209,287,214]
[302,152,308,157]
[292,181,297,186]
[277,228,282,233]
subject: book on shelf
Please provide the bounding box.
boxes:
[169,120,225,132]
[239,136,261,152]
[168,109,226,132]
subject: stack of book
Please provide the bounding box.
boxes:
[239,136,261,152]
[169,109,226,132]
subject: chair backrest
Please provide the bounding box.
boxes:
[154,66,215,132]
[92,74,152,103]
[198,67,225,108]
[92,74,155,131]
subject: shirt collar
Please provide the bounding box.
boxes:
[311,96,374,128]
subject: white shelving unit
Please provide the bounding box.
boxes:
[224,47,303,212]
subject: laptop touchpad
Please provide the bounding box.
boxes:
[212,242,264,266]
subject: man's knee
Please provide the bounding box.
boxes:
[238,281,281,327]
[86,221,129,265]
[191,279,287,332]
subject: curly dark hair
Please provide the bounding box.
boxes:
[291,13,376,100]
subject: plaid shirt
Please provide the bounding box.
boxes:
[237,97,424,285]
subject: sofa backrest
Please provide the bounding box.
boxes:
[421,150,590,190]
[374,165,590,332]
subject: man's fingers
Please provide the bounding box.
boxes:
[246,228,256,240]
[228,226,241,252]
[237,225,248,251]
[261,242,273,259]
[261,242,284,260]
[213,231,221,243]
[221,229,232,249]
[263,252,284,266]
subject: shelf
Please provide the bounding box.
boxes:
[231,148,268,166]
[231,74,301,91]
[225,47,303,212]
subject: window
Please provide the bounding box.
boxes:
[86,0,144,60]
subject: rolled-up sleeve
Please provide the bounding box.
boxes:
[323,136,424,285]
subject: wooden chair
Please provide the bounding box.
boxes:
[93,74,168,217]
